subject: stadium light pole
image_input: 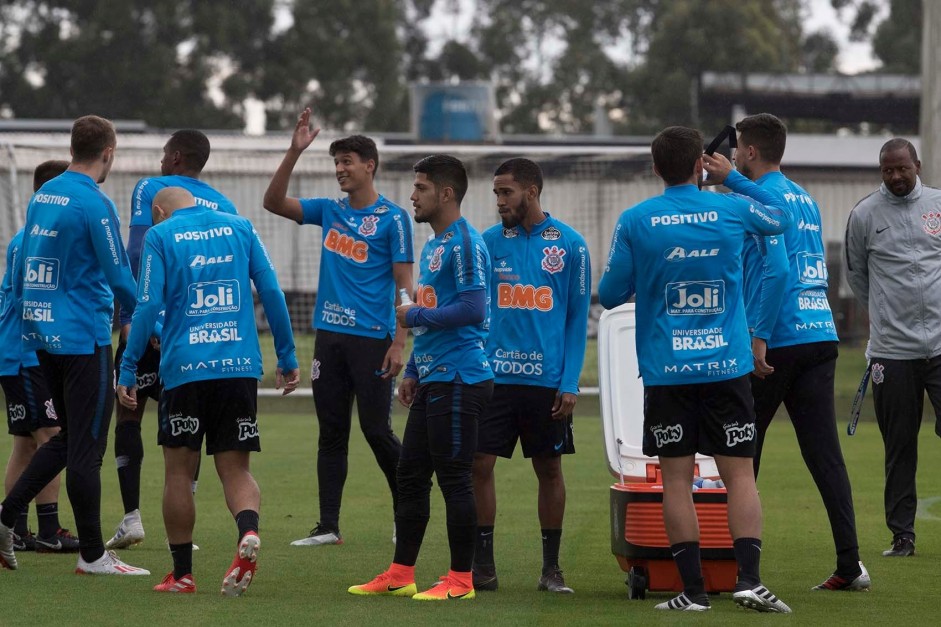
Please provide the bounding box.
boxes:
[920,0,941,184]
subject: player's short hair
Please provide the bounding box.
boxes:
[413,154,468,204]
[71,115,116,162]
[329,135,380,177]
[651,126,703,186]
[33,160,69,192]
[494,158,543,196]
[167,129,211,172]
[736,113,787,164]
[879,137,918,162]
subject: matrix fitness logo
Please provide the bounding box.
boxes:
[923,212,941,236]
[359,215,379,237]
[541,246,566,274]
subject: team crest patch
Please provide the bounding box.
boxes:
[429,245,445,272]
[871,362,885,385]
[541,226,561,240]
[541,245,566,274]
[923,212,941,236]
[310,358,321,382]
[375,205,389,214]
[442,231,454,242]
[502,227,518,238]
[45,399,58,421]
[359,215,379,237]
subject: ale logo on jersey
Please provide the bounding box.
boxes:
[359,215,379,237]
[324,228,368,263]
[429,245,445,273]
[541,246,565,274]
[666,280,725,315]
[24,257,59,290]
[417,284,437,308]
[663,246,719,262]
[189,254,234,268]
[186,280,240,316]
[797,252,828,286]
[497,283,553,311]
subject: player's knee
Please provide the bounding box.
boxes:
[115,420,144,462]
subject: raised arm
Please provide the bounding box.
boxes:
[262,108,320,224]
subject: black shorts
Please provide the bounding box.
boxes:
[477,384,575,458]
[643,375,756,458]
[114,339,162,402]
[1,366,58,436]
[158,378,259,455]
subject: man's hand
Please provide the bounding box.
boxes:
[276,368,301,396]
[398,377,418,408]
[552,392,577,420]
[751,337,774,379]
[396,303,419,328]
[379,343,405,379]
[291,108,321,153]
[702,152,734,186]
[116,384,138,410]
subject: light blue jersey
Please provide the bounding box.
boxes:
[411,217,493,385]
[118,206,297,391]
[130,175,238,227]
[0,231,39,374]
[742,171,839,348]
[299,195,413,338]
[482,215,591,394]
[599,171,791,386]
[16,171,137,354]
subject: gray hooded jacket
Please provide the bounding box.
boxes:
[845,177,941,359]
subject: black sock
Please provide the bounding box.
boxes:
[14,509,29,536]
[235,509,259,544]
[170,542,193,579]
[115,421,143,513]
[36,502,60,538]
[541,528,562,574]
[475,525,495,567]
[671,541,707,601]
[733,537,762,588]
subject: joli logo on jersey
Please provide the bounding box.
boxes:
[666,281,725,315]
[24,257,59,290]
[186,280,240,316]
[798,252,828,286]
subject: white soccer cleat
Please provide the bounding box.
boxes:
[106,509,145,549]
[75,550,151,575]
[733,583,792,613]
[290,523,342,546]
[655,592,710,611]
[0,508,18,570]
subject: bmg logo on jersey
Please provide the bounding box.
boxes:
[798,252,828,286]
[186,280,240,316]
[24,257,59,290]
[666,280,725,315]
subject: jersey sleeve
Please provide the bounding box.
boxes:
[248,224,298,372]
[299,198,333,226]
[750,235,789,340]
[559,234,591,395]
[129,179,156,227]
[598,214,636,309]
[390,209,415,263]
[844,207,870,308]
[723,170,791,236]
[452,236,487,294]
[118,233,165,388]
[87,196,138,315]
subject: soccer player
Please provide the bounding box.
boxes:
[599,126,791,612]
[107,129,239,550]
[0,115,148,575]
[473,158,590,593]
[709,113,868,591]
[116,186,299,595]
[263,108,413,546]
[845,138,941,559]
[349,155,493,601]
[1,159,78,555]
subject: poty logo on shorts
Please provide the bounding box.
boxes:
[237,417,259,441]
[44,399,57,421]
[871,362,885,385]
[186,280,240,316]
[666,280,725,315]
[429,245,445,273]
[8,403,26,422]
[651,424,683,448]
[137,372,158,388]
[541,246,566,274]
[724,423,755,447]
[798,252,828,286]
[169,414,199,436]
[358,215,379,237]
[24,257,59,290]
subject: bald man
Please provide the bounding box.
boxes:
[117,186,299,596]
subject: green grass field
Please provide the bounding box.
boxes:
[2,342,941,625]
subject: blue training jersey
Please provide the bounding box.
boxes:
[0,231,39,374]
[130,175,238,227]
[482,215,591,394]
[742,171,839,348]
[16,171,137,355]
[411,217,493,385]
[299,195,414,339]
[598,171,791,386]
[118,206,297,391]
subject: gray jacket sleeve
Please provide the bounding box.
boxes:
[844,206,869,309]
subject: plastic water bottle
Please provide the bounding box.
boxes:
[399,288,426,336]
